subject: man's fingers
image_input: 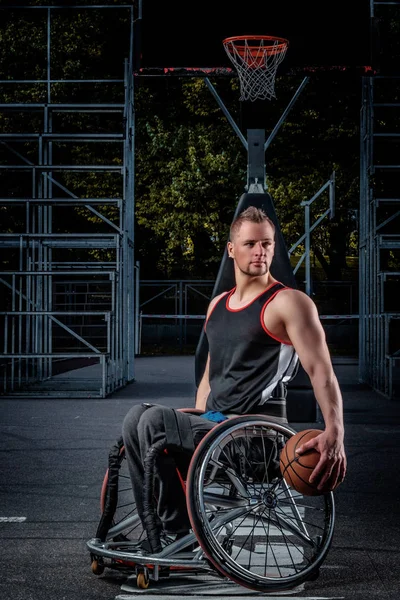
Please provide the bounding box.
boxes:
[333,465,347,489]
[308,456,325,484]
[311,461,346,491]
[317,463,339,490]
[295,437,346,490]
[296,440,318,455]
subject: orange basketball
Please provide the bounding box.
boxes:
[279,429,324,496]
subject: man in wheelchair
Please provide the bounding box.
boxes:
[121,206,347,551]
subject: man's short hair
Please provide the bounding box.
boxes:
[230,206,276,241]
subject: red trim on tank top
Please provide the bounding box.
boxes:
[225,281,279,312]
[204,290,230,331]
[260,288,293,346]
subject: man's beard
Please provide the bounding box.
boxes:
[238,263,269,277]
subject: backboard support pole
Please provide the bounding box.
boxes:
[247,129,266,192]
[203,77,247,149]
[203,77,308,193]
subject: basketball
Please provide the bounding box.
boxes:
[279,429,324,496]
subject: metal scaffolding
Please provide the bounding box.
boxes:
[0,5,136,397]
[359,1,400,397]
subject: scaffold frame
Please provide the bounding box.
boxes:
[359,0,400,397]
[0,4,136,397]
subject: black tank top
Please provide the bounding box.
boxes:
[205,282,298,415]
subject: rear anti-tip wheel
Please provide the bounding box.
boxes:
[91,558,105,575]
[136,567,150,589]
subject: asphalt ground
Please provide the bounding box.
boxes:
[1,355,400,600]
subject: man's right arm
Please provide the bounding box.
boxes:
[276,289,346,491]
[195,293,225,411]
[195,353,210,411]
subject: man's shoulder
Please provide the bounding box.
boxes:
[276,286,304,299]
[274,287,316,310]
[214,290,230,301]
[207,290,230,316]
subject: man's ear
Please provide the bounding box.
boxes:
[227,241,234,258]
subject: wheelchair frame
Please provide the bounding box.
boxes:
[87,414,335,592]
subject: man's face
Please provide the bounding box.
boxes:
[227,220,275,277]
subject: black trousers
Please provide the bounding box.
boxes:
[122,404,214,534]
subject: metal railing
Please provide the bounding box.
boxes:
[358,1,400,397]
[0,4,136,398]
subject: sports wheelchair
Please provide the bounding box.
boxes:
[87,411,335,593]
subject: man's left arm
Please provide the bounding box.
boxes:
[278,290,347,491]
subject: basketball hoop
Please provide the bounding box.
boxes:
[223,35,289,102]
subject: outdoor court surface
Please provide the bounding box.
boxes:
[1,355,400,600]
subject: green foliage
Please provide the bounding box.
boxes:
[263,72,361,279]
[0,5,362,281]
[134,78,246,277]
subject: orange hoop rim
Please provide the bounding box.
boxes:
[223,35,289,57]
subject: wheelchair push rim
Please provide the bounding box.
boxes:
[186,415,335,593]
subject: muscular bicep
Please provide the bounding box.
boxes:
[282,292,333,380]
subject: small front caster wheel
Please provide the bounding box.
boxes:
[91,559,104,575]
[137,570,149,589]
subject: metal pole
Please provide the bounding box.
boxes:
[47,8,51,105]
[305,204,311,296]
[134,262,140,356]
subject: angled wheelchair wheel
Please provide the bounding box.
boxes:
[95,437,147,549]
[187,415,335,593]
[98,408,201,545]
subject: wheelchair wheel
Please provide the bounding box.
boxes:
[187,416,335,593]
[97,437,146,547]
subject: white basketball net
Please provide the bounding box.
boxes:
[223,37,288,102]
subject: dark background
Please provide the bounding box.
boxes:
[138,0,371,70]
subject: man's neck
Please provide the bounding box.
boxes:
[233,273,277,303]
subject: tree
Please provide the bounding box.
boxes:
[134,77,246,277]
[266,70,362,281]
[0,4,363,283]
[133,70,362,280]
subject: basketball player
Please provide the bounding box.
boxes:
[122,206,346,538]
